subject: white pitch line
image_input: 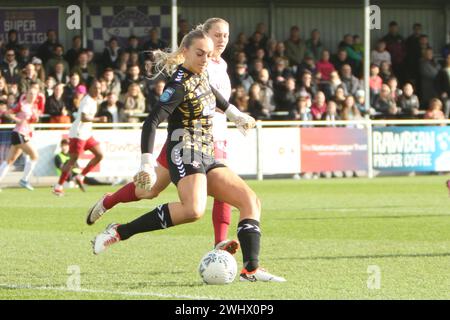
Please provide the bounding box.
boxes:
[0,283,221,300]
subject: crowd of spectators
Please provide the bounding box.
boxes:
[1,20,450,125]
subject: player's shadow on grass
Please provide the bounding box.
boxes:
[275,252,450,261]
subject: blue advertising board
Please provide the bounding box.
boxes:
[373,126,450,171]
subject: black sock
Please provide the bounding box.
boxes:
[237,219,261,272]
[117,204,173,240]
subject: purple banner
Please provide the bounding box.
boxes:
[0,8,59,51]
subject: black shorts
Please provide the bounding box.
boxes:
[11,131,30,145]
[166,140,226,185]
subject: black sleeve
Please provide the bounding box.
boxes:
[210,86,230,112]
[141,81,185,154]
[54,155,63,169]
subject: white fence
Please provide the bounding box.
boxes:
[1,119,450,181]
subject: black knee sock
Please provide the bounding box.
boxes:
[237,219,261,272]
[117,204,173,240]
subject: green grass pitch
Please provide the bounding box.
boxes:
[1,176,450,300]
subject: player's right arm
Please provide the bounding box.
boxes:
[135,81,185,191]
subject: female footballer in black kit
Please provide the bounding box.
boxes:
[92,29,285,282]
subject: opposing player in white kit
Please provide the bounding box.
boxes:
[53,80,105,196]
[0,82,44,191]
[87,18,238,254]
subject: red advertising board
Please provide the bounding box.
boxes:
[301,127,368,172]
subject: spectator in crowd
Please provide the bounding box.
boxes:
[284,26,306,68]
[129,50,140,67]
[119,83,145,122]
[298,70,318,103]
[17,45,32,69]
[115,61,128,83]
[0,77,8,96]
[387,76,402,102]
[245,31,266,61]
[45,44,70,76]
[230,63,254,93]
[248,82,270,120]
[19,63,45,94]
[340,95,363,121]
[0,99,9,124]
[45,83,71,123]
[379,60,393,83]
[0,49,21,84]
[382,21,406,82]
[339,34,362,75]
[297,55,317,79]
[369,63,383,104]
[98,92,124,123]
[332,48,353,74]
[371,40,391,67]
[272,41,290,68]
[265,39,278,65]
[233,51,248,68]
[50,61,69,85]
[257,68,276,114]
[4,30,20,54]
[142,28,168,51]
[322,100,340,121]
[310,91,327,120]
[71,51,96,85]
[229,33,248,61]
[305,29,324,62]
[275,76,298,113]
[145,79,165,113]
[373,84,399,117]
[254,48,271,71]
[44,76,56,100]
[230,84,249,112]
[316,50,335,82]
[85,49,99,74]
[64,73,80,110]
[37,29,60,64]
[122,64,145,94]
[117,51,131,69]
[352,35,364,58]
[355,89,368,116]
[65,35,83,69]
[32,57,46,83]
[102,68,121,97]
[398,82,420,117]
[424,98,445,122]
[330,70,348,96]
[7,83,19,101]
[405,23,423,84]
[102,37,122,70]
[435,53,450,117]
[332,86,347,111]
[272,57,293,90]
[288,95,312,121]
[125,36,140,54]
[419,47,440,108]
[340,64,361,96]
[249,59,265,82]
[254,22,269,49]
[177,19,190,45]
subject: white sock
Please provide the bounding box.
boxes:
[0,161,11,182]
[22,159,37,182]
